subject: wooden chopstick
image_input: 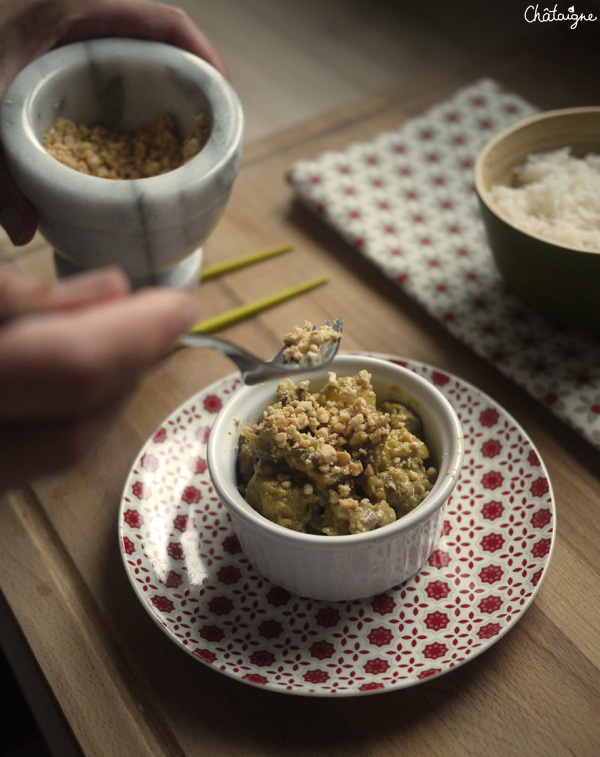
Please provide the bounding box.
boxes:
[189,276,329,334]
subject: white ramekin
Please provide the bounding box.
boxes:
[207,354,464,601]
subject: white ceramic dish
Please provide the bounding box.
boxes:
[119,354,555,695]
[0,38,244,288]
[207,354,464,601]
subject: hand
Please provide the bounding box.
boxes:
[0,266,198,489]
[0,0,228,245]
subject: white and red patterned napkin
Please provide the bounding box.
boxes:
[288,78,600,452]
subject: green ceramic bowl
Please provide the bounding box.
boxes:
[474,107,600,333]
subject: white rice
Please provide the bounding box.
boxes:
[489,147,600,251]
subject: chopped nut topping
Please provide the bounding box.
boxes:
[237,369,438,536]
[42,111,210,179]
[318,444,337,465]
[246,370,393,480]
[282,321,341,364]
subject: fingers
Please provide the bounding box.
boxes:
[0,267,51,309]
[0,267,198,488]
[34,266,130,312]
[0,286,198,420]
[0,266,130,314]
[57,0,229,78]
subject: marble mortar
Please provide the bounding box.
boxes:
[0,38,244,288]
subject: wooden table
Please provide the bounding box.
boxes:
[1,28,599,756]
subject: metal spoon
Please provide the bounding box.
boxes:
[178,318,343,385]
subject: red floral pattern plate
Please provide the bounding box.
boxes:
[119,354,555,696]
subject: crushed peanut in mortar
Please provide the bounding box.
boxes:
[42,111,210,179]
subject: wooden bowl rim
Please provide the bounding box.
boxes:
[474,107,600,255]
